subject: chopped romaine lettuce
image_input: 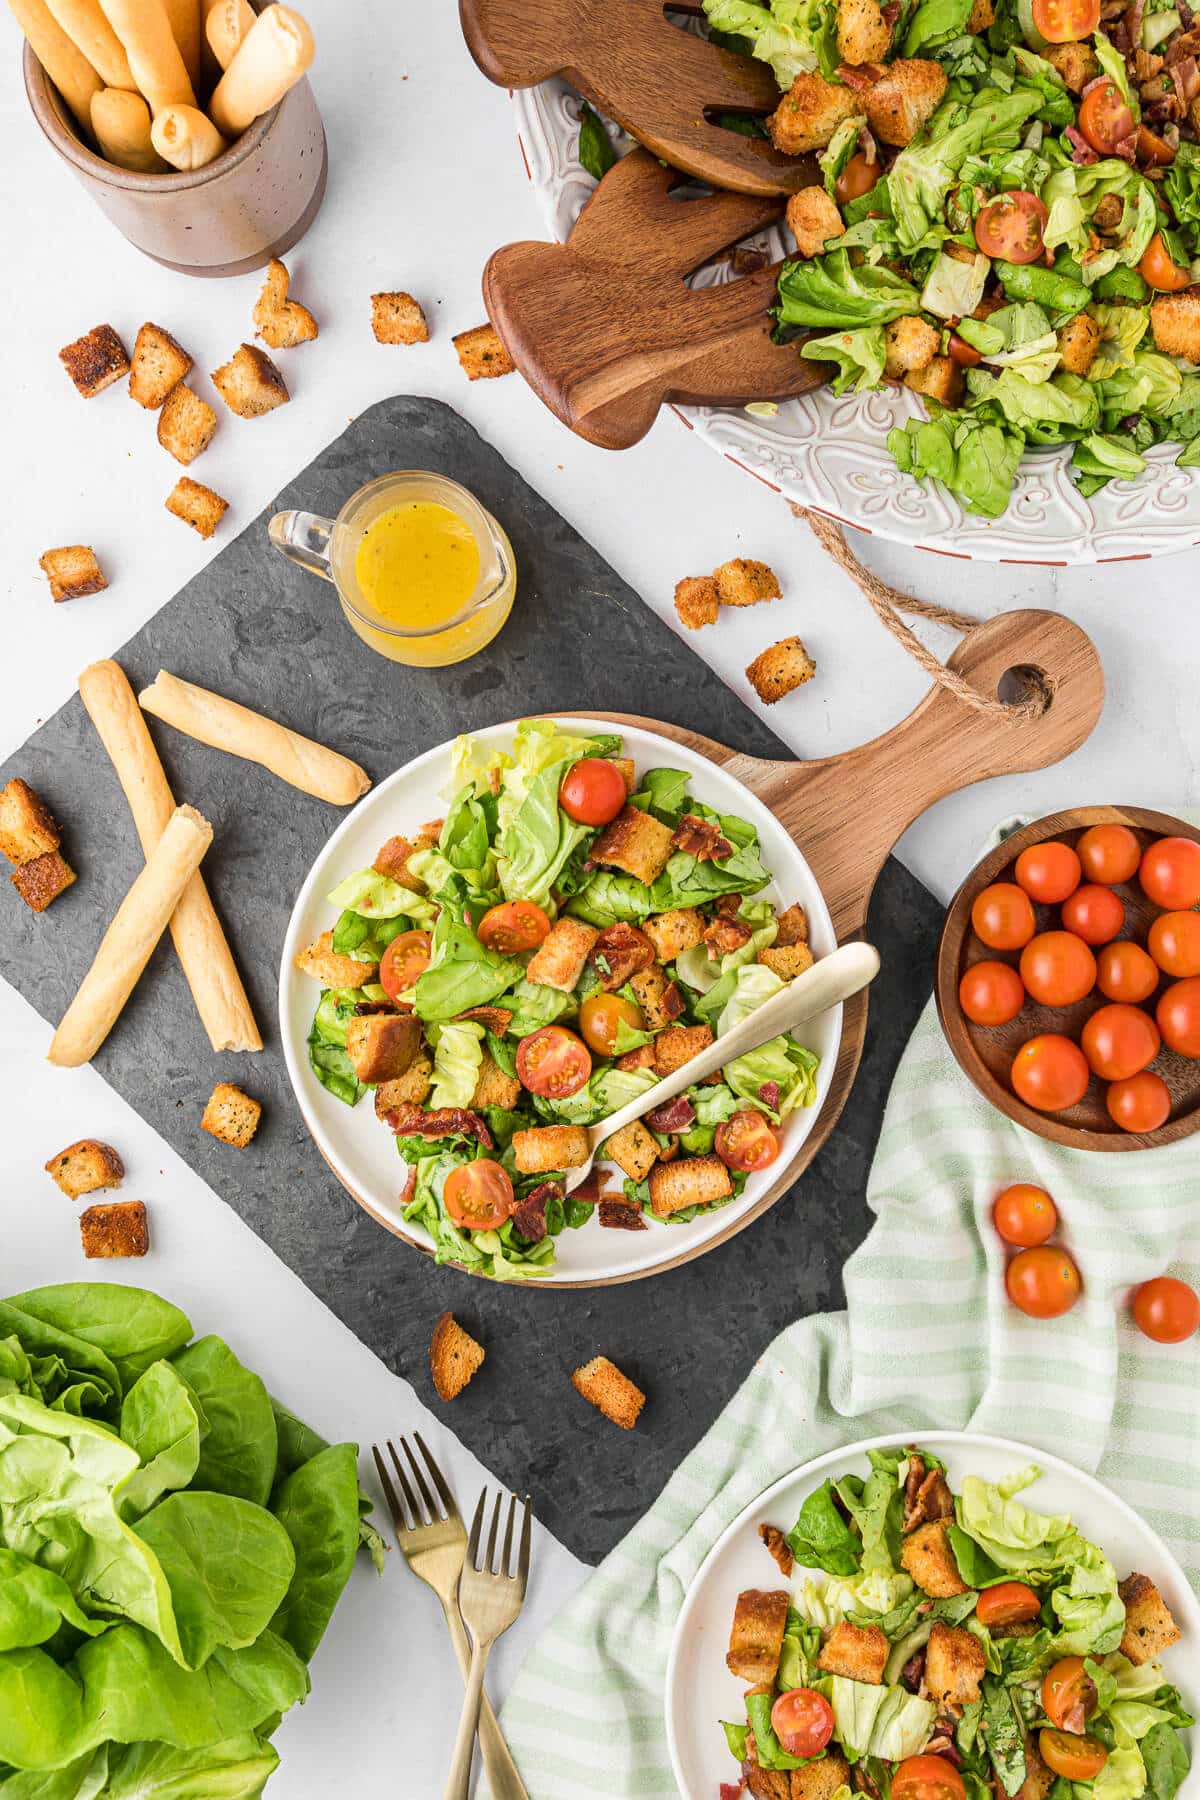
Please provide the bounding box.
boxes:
[427,1019,485,1109]
[802,325,888,394]
[776,250,924,329]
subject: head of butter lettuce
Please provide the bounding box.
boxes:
[0,1283,382,1797]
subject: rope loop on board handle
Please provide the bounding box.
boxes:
[797,508,1055,722]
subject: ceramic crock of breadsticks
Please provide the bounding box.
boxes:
[79,659,262,1053]
[139,670,370,806]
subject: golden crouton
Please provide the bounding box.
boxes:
[648,1153,732,1216]
[818,1620,889,1684]
[885,315,940,379]
[200,1082,262,1148]
[838,0,892,64]
[653,1024,714,1077]
[612,757,636,794]
[11,852,76,912]
[526,916,600,991]
[1021,1735,1055,1800]
[373,835,425,888]
[643,908,706,963]
[1150,290,1200,364]
[759,942,815,980]
[1057,312,1101,377]
[59,324,129,398]
[592,805,676,885]
[603,1118,660,1182]
[253,258,319,349]
[80,1199,148,1259]
[371,291,429,345]
[864,59,948,146]
[925,1621,987,1705]
[129,322,192,409]
[907,354,964,407]
[630,965,682,1029]
[157,383,218,464]
[472,1049,522,1111]
[674,575,720,630]
[571,1355,646,1429]
[39,545,107,603]
[345,1012,422,1085]
[45,1138,124,1199]
[0,779,59,866]
[714,558,781,607]
[769,71,860,153]
[794,1754,853,1800]
[1043,41,1099,90]
[726,1588,790,1683]
[787,185,845,258]
[430,1311,485,1401]
[746,637,816,705]
[375,1052,434,1118]
[901,1519,969,1596]
[293,931,379,988]
[453,322,515,380]
[967,0,994,26]
[775,903,809,946]
[165,476,228,540]
[1118,1573,1181,1665]
[212,344,289,418]
[512,1124,590,1174]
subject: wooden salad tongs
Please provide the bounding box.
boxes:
[484,148,825,450]
[460,0,812,195]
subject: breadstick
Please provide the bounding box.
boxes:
[44,0,131,88]
[205,0,253,70]
[152,104,226,170]
[96,0,194,112]
[49,805,212,1068]
[162,0,200,87]
[91,88,164,171]
[139,670,371,806]
[7,0,102,131]
[79,661,262,1054]
[209,3,312,137]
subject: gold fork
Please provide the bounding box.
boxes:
[445,1486,533,1800]
[371,1436,530,1800]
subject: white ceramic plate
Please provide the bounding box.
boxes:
[508,84,1200,565]
[279,717,842,1285]
[666,1430,1198,1800]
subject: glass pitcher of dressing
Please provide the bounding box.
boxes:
[269,471,516,667]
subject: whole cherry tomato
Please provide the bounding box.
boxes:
[1148,911,1200,979]
[978,1581,1042,1627]
[972,883,1036,952]
[1011,1035,1090,1112]
[1156,977,1200,1056]
[892,1757,967,1800]
[1132,1275,1200,1343]
[960,961,1026,1026]
[1096,940,1159,1004]
[443,1159,514,1230]
[1060,884,1125,947]
[1042,1658,1098,1732]
[1032,0,1100,38]
[477,900,551,954]
[1081,1003,1160,1081]
[993,1183,1058,1247]
[1015,841,1081,905]
[559,758,628,826]
[1078,79,1134,156]
[770,1688,835,1759]
[1007,1247,1082,1318]
[1076,823,1141,885]
[1140,837,1200,910]
[1019,932,1096,1007]
[974,191,1049,264]
[1138,233,1192,292]
[579,993,644,1057]
[1106,1070,1171,1133]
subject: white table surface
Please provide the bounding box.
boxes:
[1,2,1197,1792]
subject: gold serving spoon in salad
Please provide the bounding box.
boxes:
[566,939,882,1193]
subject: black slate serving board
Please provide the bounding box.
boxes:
[0,397,939,1563]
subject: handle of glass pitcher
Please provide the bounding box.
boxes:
[269,511,336,582]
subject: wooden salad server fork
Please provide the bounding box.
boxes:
[484,147,825,450]
[460,0,813,195]
[567,940,880,1192]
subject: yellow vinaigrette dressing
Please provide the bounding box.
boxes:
[354,500,480,631]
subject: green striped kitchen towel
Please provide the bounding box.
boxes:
[493,878,1199,1798]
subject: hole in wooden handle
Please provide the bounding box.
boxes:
[998,663,1054,715]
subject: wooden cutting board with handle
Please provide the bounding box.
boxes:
[460,0,813,195]
[485,148,824,451]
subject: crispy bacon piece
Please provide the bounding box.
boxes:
[903,1448,956,1532]
[392,1107,493,1147]
[703,913,754,958]
[399,1167,417,1206]
[732,246,769,274]
[1066,126,1100,163]
[511,1180,561,1243]
[453,1005,514,1034]
[571,1168,606,1205]
[758,1523,794,1577]
[661,981,686,1022]
[645,1096,696,1134]
[589,922,656,990]
[598,1197,649,1230]
[721,1784,745,1800]
[672,811,733,862]
[838,60,884,87]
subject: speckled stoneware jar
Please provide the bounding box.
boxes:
[23,47,327,277]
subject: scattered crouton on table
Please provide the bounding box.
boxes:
[254,259,319,349]
[212,344,289,418]
[201,1082,262,1148]
[430,1311,485,1400]
[571,1355,645,1429]
[166,476,228,539]
[130,322,193,409]
[0,779,60,865]
[674,575,720,631]
[80,1199,148,1259]
[715,558,781,608]
[158,383,218,464]
[59,324,129,398]
[39,546,107,602]
[746,637,816,705]
[45,1138,124,1199]
[453,323,515,380]
[372,291,429,345]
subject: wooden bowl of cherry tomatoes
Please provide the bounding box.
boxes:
[937,807,1200,1151]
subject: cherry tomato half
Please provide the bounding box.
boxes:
[974,191,1049,264]
[1019,932,1096,1007]
[1107,1070,1172,1133]
[1156,977,1200,1057]
[1138,233,1192,293]
[578,992,644,1057]
[892,1758,967,1800]
[1081,1003,1160,1081]
[1078,79,1135,156]
[1097,940,1159,1004]
[379,929,432,1002]
[1148,910,1200,978]
[443,1158,514,1230]
[1042,1656,1098,1733]
[1031,0,1100,39]
[973,883,1036,952]
[770,1688,835,1759]
[948,331,983,368]
[1039,1731,1108,1782]
[1012,1035,1090,1112]
[960,961,1026,1026]
[993,1183,1058,1248]
[715,1109,781,1173]
[835,151,878,205]
[1077,823,1141,886]
[1007,1246,1082,1319]
[1060,884,1125,947]
[1015,841,1081,905]
[477,899,551,955]
[515,1026,592,1098]
[1132,1275,1200,1343]
[1140,836,1200,910]
[558,758,627,826]
[977,1581,1043,1627]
